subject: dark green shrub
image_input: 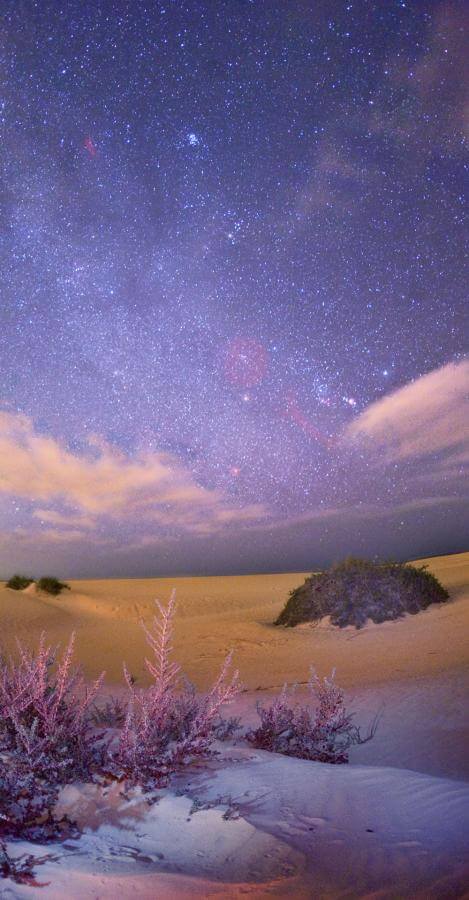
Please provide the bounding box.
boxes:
[36,577,71,596]
[5,575,35,591]
[275,557,450,629]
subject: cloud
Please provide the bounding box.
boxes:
[32,509,96,530]
[36,528,101,544]
[345,359,469,469]
[0,411,266,537]
[413,1,469,145]
[1,360,467,569]
[294,137,370,218]
[370,2,469,157]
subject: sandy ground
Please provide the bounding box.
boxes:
[1,551,468,691]
[1,552,469,898]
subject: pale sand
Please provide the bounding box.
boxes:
[1,552,468,690]
[1,552,469,898]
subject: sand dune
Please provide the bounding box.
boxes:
[1,552,469,898]
[1,553,468,690]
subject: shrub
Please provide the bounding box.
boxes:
[275,557,450,628]
[0,756,66,842]
[5,575,35,591]
[246,669,376,763]
[0,594,240,884]
[108,590,241,789]
[1,759,57,840]
[0,634,102,888]
[0,838,53,886]
[89,695,127,728]
[0,632,105,784]
[36,577,71,596]
[5,576,71,596]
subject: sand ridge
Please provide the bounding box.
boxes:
[1,553,468,690]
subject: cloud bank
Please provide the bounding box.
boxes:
[1,359,467,573]
[345,359,469,471]
[0,411,265,540]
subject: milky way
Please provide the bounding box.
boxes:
[0,1,467,577]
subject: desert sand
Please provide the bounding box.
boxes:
[1,551,468,691]
[1,552,469,898]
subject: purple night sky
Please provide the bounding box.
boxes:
[0,0,467,577]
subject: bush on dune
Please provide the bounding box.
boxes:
[247,669,376,763]
[108,589,241,789]
[0,589,375,888]
[0,632,105,785]
[0,634,103,847]
[0,591,240,849]
[36,576,70,596]
[5,575,35,591]
[4,575,71,596]
[275,557,449,629]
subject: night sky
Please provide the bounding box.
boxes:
[0,0,467,578]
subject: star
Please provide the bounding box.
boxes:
[0,0,465,575]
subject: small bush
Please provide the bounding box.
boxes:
[0,757,61,842]
[0,634,102,888]
[0,839,56,887]
[0,593,241,886]
[0,632,105,784]
[36,577,71,596]
[108,590,241,789]
[5,575,35,591]
[89,695,127,728]
[275,557,450,629]
[246,669,376,763]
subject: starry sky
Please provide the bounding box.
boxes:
[0,0,468,578]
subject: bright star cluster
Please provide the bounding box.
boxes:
[0,0,467,577]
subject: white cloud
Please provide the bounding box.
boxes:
[0,410,266,538]
[345,360,469,468]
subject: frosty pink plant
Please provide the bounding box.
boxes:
[113,590,240,787]
[0,632,105,782]
[247,668,375,763]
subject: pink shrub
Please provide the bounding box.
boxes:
[110,590,241,788]
[0,635,100,854]
[246,669,375,763]
[0,838,55,886]
[0,591,375,888]
[89,694,127,728]
[0,633,105,783]
[0,755,77,843]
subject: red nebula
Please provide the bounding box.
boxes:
[83,136,97,157]
[282,391,336,449]
[224,337,269,389]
